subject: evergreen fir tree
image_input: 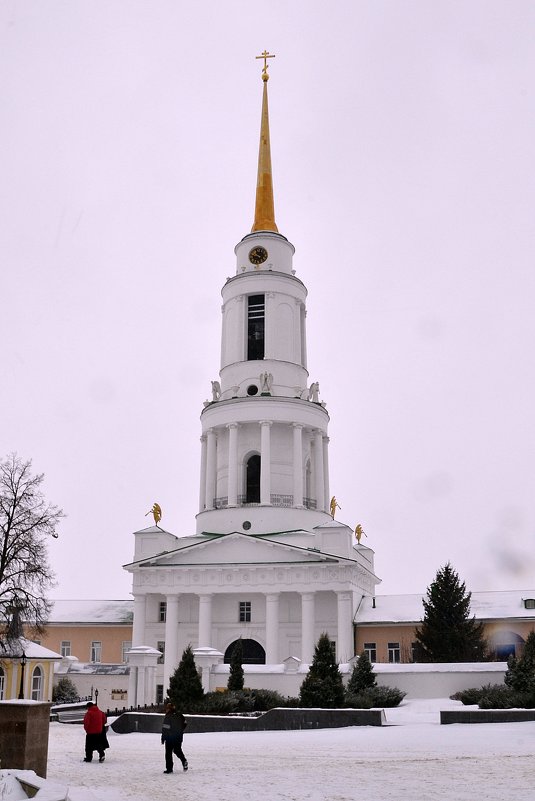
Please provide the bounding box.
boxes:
[52,676,79,703]
[227,638,244,691]
[414,563,487,662]
[167,644,204,710]
[299,632,345,708]
[505,630,535,692]
[347,650,377,694]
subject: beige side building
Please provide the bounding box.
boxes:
[355,590,535,663]
[32,600,134,665]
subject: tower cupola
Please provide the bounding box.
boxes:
[196,54,332,537]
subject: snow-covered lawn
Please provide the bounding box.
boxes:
[46,699,535,801]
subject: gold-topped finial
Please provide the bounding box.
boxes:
[251,51,278,232]
[256,49,275,81]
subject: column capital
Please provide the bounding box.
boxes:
[301,591,315,601]
[227,422,238,430]
[259,419,273,427]
[292,422,304,430]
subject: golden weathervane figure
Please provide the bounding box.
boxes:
[146,503,162,526]
[330,496,341,519]
[256,49,275,81]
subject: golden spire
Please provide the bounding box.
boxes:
[251,50,278,233]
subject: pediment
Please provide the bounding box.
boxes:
[135,531,338,568]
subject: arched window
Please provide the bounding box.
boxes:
[0,666,4,700]
[31,666,43,701]
[489,631,525,660]
[245,454,261,503]
[224,639,266,665]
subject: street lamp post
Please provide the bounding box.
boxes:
[18,651,27,699]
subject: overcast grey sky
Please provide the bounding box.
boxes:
[2,1,534,601]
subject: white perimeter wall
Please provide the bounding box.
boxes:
[209,662,507,699]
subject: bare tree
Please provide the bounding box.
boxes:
[0,454,64,639]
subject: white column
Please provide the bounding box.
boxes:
[136,664,147,706]
[132,595,147,647]
[264,292,275,358]
[198,594,213,648]
[337,591,354,663]
[205,428,217,510]
[294,298,302,364]
[323,436,330,512]
[301,306,308,369]
[227,423,238,506]
[163,594,180,693]
[127,666,138,708]
[301,592,316,663]
[199,435,207,511]
[236,295,245,361]
[314,430,325,512]
[265,593,280,664]
[147,665,158,706]
[292,424,304,507]
[260,420,272,505]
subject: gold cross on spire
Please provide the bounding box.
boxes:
[256,50,275,81]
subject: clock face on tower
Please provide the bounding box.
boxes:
[248,246,268,265]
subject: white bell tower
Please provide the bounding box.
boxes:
[196,55,332,536]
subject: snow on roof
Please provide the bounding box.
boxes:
[355,590,535,624]
[0,637,61,660]
[64,662,129,675]
[46,600,133,624]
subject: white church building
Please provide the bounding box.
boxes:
[124,56,380,704]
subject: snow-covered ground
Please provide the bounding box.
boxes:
[45,699,535,801]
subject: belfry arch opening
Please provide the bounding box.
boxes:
[245,454,261,503]
[224,639,266,665]
[247,294,265,360]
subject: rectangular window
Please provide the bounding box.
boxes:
[364,642,377,662]
[247,294,265,360]
[159,601,167,622]
[156,684,164,705]
[0,670,4,700]
[122,641,132,663]
[157,640,165,665]
[388,642,401,663]
[60,641,71,657]
[90,641,102,663]
[239,601,252,622]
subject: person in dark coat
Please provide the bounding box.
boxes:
[161,703,188,774]
[83,701,109,763]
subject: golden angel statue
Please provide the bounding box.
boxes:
[354,523,367,545]
[330,496,341,519]
[146,502,162,526]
